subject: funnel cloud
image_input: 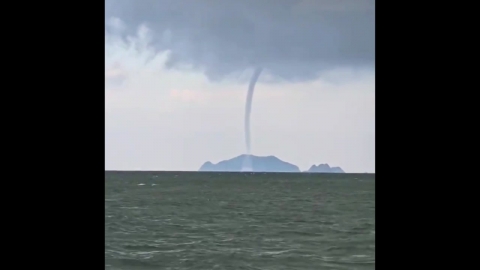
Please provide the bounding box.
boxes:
[241,67,262,172]
[245,67,263,155]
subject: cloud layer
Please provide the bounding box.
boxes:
[105,0,375,82]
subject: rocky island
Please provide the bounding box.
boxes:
[199,155,344,173]
[305,164,345,173]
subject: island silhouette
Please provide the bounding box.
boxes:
[199,154,344,173]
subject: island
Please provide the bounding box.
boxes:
[199,154,300,172]
[199,154,344,173]
[305,164,345,173]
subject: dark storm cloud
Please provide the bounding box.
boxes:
[105,0,375,82]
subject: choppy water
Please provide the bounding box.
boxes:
[105,171,375,270]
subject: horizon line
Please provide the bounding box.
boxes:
[104,170,375,174]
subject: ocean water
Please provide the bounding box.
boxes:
[105,171,375,270]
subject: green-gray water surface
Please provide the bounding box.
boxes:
[105,171,375,269]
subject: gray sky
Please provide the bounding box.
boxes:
[105,0,375,173]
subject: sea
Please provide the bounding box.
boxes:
[105,171,375,270]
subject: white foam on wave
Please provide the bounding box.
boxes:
[259,250,292,256]
[352,254,369,258]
